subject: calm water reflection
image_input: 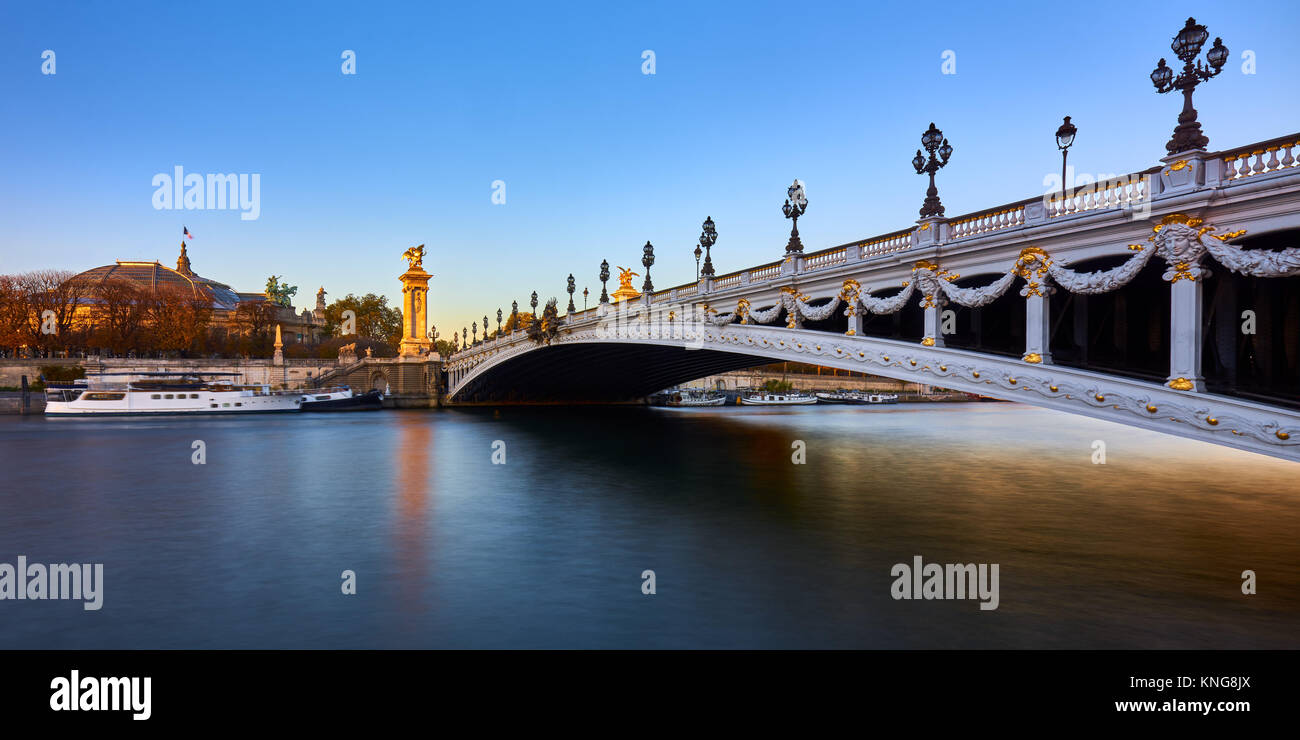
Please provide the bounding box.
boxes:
[0,403,1296,648]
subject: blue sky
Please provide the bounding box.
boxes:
[2,0,1297,336]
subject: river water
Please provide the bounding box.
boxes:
[0,403,1296,648]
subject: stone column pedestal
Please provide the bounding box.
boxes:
[399,263,433,357]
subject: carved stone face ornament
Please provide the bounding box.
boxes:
[1154,221,1210,282]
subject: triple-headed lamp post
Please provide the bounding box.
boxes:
[641,242,655,293]
[699,216,716,277]
[1151,17,1228,154]
[912,122,953,218]
[782,181,807,254]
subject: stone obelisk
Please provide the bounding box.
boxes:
[272,324,284,365]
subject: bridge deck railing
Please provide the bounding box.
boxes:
[1219,133,1300,182]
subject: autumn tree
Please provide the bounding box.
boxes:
[0,275,29,354]
[144,284,213,355]
[15,270,91,352]
[501,311,534,333]
[322,293,402,349]
[233,300,278,356]
[89,278,149,353]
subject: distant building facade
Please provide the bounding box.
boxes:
[70,243,326,344]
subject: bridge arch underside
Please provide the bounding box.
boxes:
[449,326,1300,460]
[451,344,771,403]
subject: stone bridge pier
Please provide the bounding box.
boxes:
[315,356,444,407]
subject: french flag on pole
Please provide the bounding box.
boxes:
[183,226,194,240]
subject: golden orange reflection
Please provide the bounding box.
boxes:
[394,412,432,612]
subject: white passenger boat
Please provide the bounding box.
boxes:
[43,372,354,416]
[738,392,817,405]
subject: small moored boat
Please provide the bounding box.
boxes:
[667,390,727,407]
[815,390,901,404]
[301,388,384,412]
[738,392,817,405]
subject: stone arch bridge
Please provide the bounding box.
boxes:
[447,134,1300,461]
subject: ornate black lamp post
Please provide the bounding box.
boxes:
[496,308,503,336]
[1055,116,1077,206]
[511,300,518,327]
[1150,17,1228,154]
[641,241,655,292]
[699,216,716,277]
[599,260,610,303]
[462,327,467,347]
[912,123,953,218]
[482,315,489,340]
[472,322,477,344]
[428,325,438,346]
[530,291,538,314]
[782,181,807,254]
[583,287,589,310]
[694,243,702,281]
[566,274,576,313]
